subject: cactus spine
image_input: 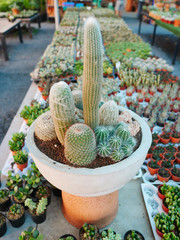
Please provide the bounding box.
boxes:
[64,123,96,166]
[49,82,76,145]
[82,17,103,130]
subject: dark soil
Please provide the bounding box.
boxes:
[34,130,142,169]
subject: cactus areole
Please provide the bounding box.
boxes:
[82,17,103,130]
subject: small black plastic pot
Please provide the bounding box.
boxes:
[59,234,77,240]
[0,197,11,212]
[30,210,46,224]
[0,213,7,237]
[35,185,52,206]
[124,230,145,240]
[8,212,25,228]
[79,224,99,240]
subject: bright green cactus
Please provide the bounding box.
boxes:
[99,101,119,126]
[72,90,83,111]
[64,123,96,166]
[98,142,111,157]
[121,145,133,157]
[109,136,122,149]
[111,149,125,162]
[125,137,136,148]
[107,126,115,136]
[82,17,103,130]
[49,82,76,145]
[116,128,130,142]
[95,126,110,143]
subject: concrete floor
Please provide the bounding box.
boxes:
[0,22,55,144]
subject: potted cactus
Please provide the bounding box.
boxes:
[25,198,48,224]
[26,17,152,228]
[157,168,171,182]
[35,185,51,205]
[171,167,180,182]
[7,204,25,228]
[79,223,99,240]
[0,189,11,211]
[124,230,144,240]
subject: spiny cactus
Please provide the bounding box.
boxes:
[98,142,111,157]
[95,126,110,143]
[64,123,96,166]
[121,145,133,157]
[36,198,48,215]
[99,101,119,126]
[116,127,130,142]
[34,111,56,141]
[109,136,122,149]
[72,89,83,111]
[49,82,76,145]
[111,149,124,162]
[83,17,103,130]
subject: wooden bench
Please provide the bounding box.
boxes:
[18,12,41,39]
[0,18,23,61]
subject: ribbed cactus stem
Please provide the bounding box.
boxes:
[49,82,76,145]
[99,101,119,126]
[64,123,96,166]
[83,17,103,130]
[72,90,83,111]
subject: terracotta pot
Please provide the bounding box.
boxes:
[157,185,165,200]
[145,98,150,102]
[12,8,20,15]
[11,150,17,156]
[23,118,28,124]
[16,162,28,171]
[171,172,180,182]
[175,153,180,164]
[126,92,133,96]
[146,153,152,159]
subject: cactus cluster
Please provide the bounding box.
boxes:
[95,123,136,162]
[49,81,76,145]
[82,17,103,130]
[25,198,47,215]
[64,123,96,166]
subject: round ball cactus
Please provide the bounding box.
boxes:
[99,101,119,126]
[98,142,111,157]
[49,82,76,145]
[34,111,56,141]
[94,126,110,143]
[109,136,122,149]
[111,149,124,162]
[64,123,96,166]
[116,128,130,142]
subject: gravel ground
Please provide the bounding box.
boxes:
[0,22,55,144]
[0,13,180,145]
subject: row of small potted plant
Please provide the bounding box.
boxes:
[154,183,180,239]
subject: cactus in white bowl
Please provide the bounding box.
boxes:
[82,17,103,130]
[49,81,76,145]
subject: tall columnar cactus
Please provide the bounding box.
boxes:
[72,90,83,111]
[49,82,76,145]
[64,123,96,166]
[99,101,119,126]
[82,17,103,130]
[34,111,57,141]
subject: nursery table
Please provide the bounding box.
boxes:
[138,11,180,65]
[18,12,41,39]
[0,18,23,61]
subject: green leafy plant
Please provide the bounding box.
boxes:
[35,185,51,200]
[6,171,22,190]
[101,228,122,240]
[23,171,42,189]
[126,230,143,240]
[10,185,33,203]
[0,189,9,203]
[154,213,175,234]
[7,203,24,220]
[81,223,99,240]
[19,226,44,240]
[9,132,25,151]
[13,150,28,164]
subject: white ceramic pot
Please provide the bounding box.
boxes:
[26,106,152,197]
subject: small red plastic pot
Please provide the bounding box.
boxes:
[157,185,165,200]
[157,170,171,182]
[159,135,170,144]
[156,228,164,238]
[147,161,159,175]
[16,162,28,171]
[42,95,48,101]
[170,135,180,144]
[38,87,44,92]
[162,199,169,213]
